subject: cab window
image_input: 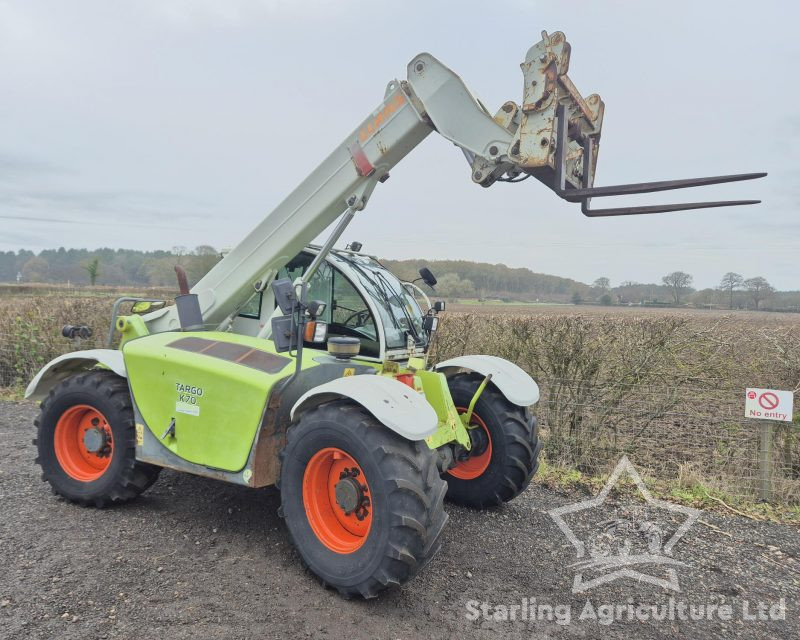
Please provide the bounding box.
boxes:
[276,253,379,358]
[238,291,262,319]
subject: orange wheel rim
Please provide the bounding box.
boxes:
[448,409,492,480]
[54,405,114,482]
[302,447,372,553]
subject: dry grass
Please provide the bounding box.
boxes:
[0,287,166,387]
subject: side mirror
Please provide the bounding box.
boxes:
[306,300,327,318]
[418,267,437,289]
[271,277,297,314]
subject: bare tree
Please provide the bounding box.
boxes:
[719,272,743,309]
[171,245,188,266]
[743,276,774,310]
[593,277,610,291]
[661,271,693,305]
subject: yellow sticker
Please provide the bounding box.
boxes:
[343,367,356,377]
[382,361,399,374]
[135,423,144,446]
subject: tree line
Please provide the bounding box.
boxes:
[589,271,785,311]
[1,247,795,311]
[0,246,222,288]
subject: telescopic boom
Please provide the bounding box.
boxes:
[144,31,764,334]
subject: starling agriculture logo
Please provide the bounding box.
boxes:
[548,456,701,593]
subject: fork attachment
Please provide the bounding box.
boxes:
[504,30,765,216]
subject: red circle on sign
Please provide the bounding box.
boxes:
[747,391,757,400]
[758,392,779,410]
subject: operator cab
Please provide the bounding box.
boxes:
[233,246,431,361]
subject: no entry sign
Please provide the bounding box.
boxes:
[745,388,794,422]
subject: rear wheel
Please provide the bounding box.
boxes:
[279,400,448,598]
[35,371,161,507]
[445,373,541,508]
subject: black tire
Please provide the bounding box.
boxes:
[34,371,161,507]
[278,400,448,599]
[445,373,541,508]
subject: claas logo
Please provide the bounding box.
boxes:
[358,92,405,143]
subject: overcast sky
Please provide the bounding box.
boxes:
[0,0,796,289]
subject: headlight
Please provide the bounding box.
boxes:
[304,321,328,344]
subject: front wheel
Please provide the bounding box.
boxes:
[279,400,448,598]
[445,373,541,508]
[34,371,161,507]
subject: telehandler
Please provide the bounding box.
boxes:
[27,32,764,598]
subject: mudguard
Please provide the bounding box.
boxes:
[291,374,438,441]
[434,354,539,406]
[25,350,127,401]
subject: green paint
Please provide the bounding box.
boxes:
[124,331,321,472]
[416,369,471,450]
[462,374,491,427]
[117,314,149,347]
[123,329,468,475]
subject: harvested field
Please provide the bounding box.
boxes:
[449,302,800,323]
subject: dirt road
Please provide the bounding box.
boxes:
[1,400,797,639]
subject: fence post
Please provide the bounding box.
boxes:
[758,421,774,502]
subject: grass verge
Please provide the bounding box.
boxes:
[534,458,800,525]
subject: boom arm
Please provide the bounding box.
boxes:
[144,31,764,333]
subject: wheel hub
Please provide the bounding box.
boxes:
[448,409,493,481]
[334,477,361,514]
[468,423,489,457]
[82,427,108,454]
[335,467,371,520]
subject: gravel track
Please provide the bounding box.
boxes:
[1,400,797,639]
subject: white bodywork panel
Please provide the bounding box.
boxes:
[25,350,127,401]
[291,374,438,441]
[434,355,539,407]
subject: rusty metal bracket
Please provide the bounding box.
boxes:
[551,103,766,217]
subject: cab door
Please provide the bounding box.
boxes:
[275,253,381,358]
